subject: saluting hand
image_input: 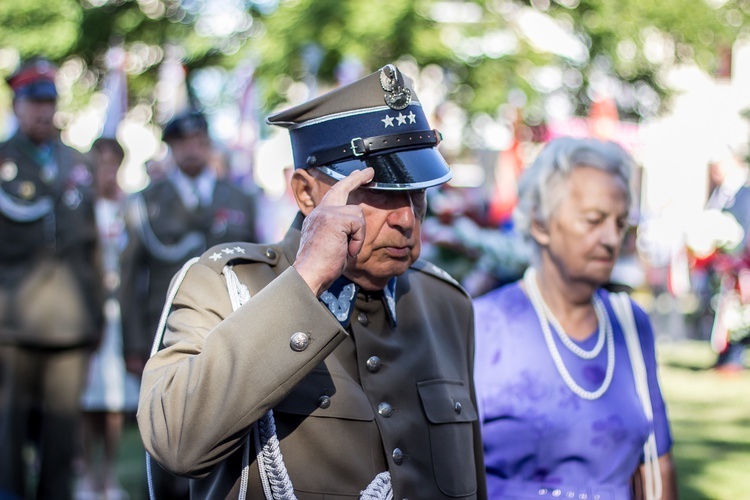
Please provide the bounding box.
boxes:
[294,167,375,296]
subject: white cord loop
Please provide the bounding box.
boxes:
[147,260,393,500]
[610,292,662,500]
[146,257,201,500]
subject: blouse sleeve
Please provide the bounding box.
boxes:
[631,300,674,456]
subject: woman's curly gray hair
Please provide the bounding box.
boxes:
[513,137,634,254]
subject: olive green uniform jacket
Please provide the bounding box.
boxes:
[0,131,102,347]
[138,214,487,499]
[119,175,257,362]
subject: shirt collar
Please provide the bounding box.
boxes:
[171,167,216,209]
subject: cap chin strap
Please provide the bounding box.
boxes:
[304,129,441,169]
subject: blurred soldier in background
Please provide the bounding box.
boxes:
[0,58,103,499]
[706,146,750,372]
[76,137,136,500]
[118,110,257,498]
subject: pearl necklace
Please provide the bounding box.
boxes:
[524,267,615,400]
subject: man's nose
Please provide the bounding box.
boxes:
[387,196,417,231]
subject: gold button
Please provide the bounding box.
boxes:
[18,181,35,199]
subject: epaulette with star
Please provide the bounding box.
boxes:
[200,242,281,272]
[410,259,469,297]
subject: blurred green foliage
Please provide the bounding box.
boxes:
[0,1,82,60]
[0,0,747,124]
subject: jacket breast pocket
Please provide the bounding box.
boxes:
[418,379,478,498]
[274,369,374,421]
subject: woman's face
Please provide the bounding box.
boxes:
[532,166,629,287]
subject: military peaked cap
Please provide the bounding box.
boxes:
[267,64,452,190]
[162,110,209,142]
[6,58,58,101]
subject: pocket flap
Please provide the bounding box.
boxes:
[417,379,478,424]
[274,369,374,421]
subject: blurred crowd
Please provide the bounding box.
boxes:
[1,56,748,500]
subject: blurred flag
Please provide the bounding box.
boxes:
[236,62,259,159]
[101,45,128,140]
[156,46,190,125]
[231,61,260,191]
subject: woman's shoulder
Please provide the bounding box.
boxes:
[473,280,528,327]
[474,280,524,307]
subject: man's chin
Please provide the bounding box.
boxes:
[346,261,414,291]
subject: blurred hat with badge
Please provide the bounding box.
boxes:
[6,58,58,101]
[267,64,452,191]
[162,110,209,142]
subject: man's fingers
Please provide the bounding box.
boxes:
[347,213,366,258]
[320,167,374,207]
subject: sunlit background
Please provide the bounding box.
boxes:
[1,1,750,496]
[2,0,750,317]
[2,0,749,204]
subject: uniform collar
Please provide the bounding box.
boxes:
[15,131,58,177]
[319,276,398,328]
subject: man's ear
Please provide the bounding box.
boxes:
[529,218,550,247]
[291,169,323,216]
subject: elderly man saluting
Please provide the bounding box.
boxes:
[137,64,487,499]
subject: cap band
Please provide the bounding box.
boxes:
[8,66,55,88]
[306,129,442,168]
[287,103,432,170]
[13,81,57,100]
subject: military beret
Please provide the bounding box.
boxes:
[162,111,209,142]
[267,64,452,191]
[6,58,58,101]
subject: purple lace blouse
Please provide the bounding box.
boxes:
[473,282,672,499]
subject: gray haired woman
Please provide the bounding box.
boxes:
[474,137,677,499]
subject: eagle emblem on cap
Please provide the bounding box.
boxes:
[380,64,411,110]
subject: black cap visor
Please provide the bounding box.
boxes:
[316,147,452,190]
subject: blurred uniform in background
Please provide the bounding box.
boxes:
[118,110,257,498]
[709,148,750,372]
[76,137,136,500]
[0,58,103,499]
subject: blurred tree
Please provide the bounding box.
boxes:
[0,0,83,60]
[0,0,746,131]
[249,0,742,123]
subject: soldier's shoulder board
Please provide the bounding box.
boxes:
[410,259,468,296]
[200,242,281,272]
